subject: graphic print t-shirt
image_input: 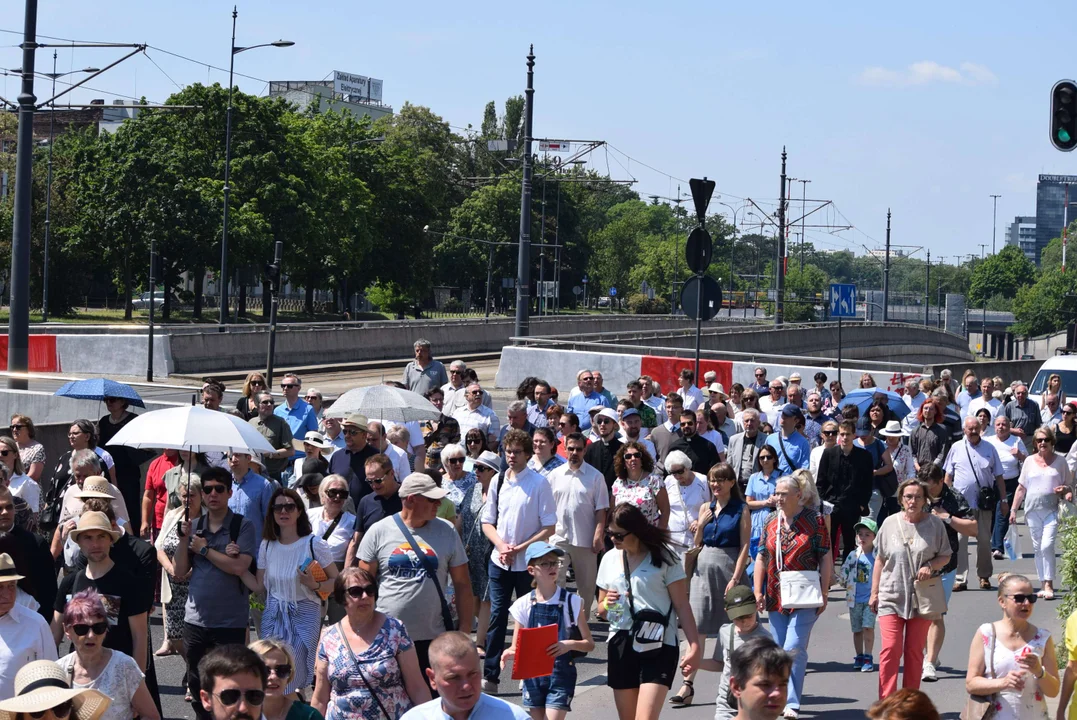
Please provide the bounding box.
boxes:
[55,565,148,658]
[357,514,467,641]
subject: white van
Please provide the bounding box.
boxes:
[1028,355,1077,406]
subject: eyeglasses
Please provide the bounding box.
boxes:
[326,489,348,500]
[27,700,72,718]
[901,494,922,500]
[623,452,642,460]
[265,664,292,678]
[213,689,266,707]
[606,530,628,541]
[273,502,298,513]
[821,430,837,436]
[280,383,298,390]
[71,621,108,637]
[258,400,274,406]
[367,475,387,485]
[447,457,465,465]
[342,429,363,436]
[346,585,377,599]
[534,560,562,570]
[1035,437,1051,444]
[1006,593,1038,604]
[203,484,228,495]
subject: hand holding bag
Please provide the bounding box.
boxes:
[960,623,997,720]
[776,511,823,609]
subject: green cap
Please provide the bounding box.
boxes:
[724,585,757,619]
[853,517,878,535]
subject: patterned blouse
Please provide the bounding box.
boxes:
[612,473,664,526]
[758,507,830,614]
[528,454,566,477]
[317,616,415,720]
[443,473,477,512]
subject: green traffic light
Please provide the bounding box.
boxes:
[1061,128,1073,143]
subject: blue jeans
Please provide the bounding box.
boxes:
[768,608,819,710]
[483,560,534,682]
[992,476,1020,552]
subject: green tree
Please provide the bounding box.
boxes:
[1012,269,1077,336]
[968,245,1037,305]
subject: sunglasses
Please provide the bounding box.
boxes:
[273,502,298,513]
[566,446,585,453]
[623,452,642,460]
[606,530,628,541]
[821,430,837,436]
[466,437,483,444]
[346,585,376,599]
[71,621,108,637]
[1065,410,1076,415]
[265,663,292,678]
[9,424,23,431]
[326,489,348,500]
[342,429,363,436]
[258,400,274,406]
[27,701,72,718]
[1036,438,1051,444]
[249,380,265,386]
[447,457,465,465]
[203,484,228,495]
[759,455,777,462]
[1006,593,1038,604]
[0,450,10,458]
[280,383,298,390]
[367,475,387,485]
[214,689,266,707]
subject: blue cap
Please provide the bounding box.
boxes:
[780,404,804,420]
[524,541,565,564]
[856,416,873,437]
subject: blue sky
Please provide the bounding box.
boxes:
[3,0,1072,264]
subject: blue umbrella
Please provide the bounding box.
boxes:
[837,387,910,420]
[54,378,145,408]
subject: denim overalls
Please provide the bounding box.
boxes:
[521,587,578,711]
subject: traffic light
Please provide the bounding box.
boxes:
[1051,80,1077,152]
[264,261,281,291]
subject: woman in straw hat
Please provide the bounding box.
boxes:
[0,660,110,720]
[291,432,332,482]
[57,589,158,720]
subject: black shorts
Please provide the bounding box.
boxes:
[606,630,679,689]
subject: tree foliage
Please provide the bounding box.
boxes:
[968,245,1037,304]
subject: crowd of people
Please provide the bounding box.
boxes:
[1,343,1076,720]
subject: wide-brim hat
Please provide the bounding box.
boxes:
[69,511,121,543]
[293,431,333,453]
[0,661,110,720]
[0,553,25,584]
[878,420,905,438]
[707,383,728,400]
[73,476,114,500]
[343,413,369,431]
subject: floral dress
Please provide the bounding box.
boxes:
[457,477,491,601]
[443,473,477,511]
[158,519,191,639]
[612,473,664,526]
[317,616,415,720]
[980,622,1051,720]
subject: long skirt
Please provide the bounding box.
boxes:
[164,581,190,640]
[690,546,740,635]
[261,595,323,693]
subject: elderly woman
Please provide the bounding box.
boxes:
[154,476,204,659]
[58,588,159,720]
[879,421,914,525]
[312,568,430,719]
[308,474,357,624]
[304,388,326,429]
[0,436,39,521]
[809,421,838,481]
[735,389,761,427]
[236,372,268,420]
[965,573,1060,720]
[663,449,710,556]
[1010,426,1072,600]
[612,441,670,528]
[251,638,324,720]
[528,427,565,477]
[67,419,117,484]
[753,476,832,719]
[52,452,130,557]
[440,442,476,503]
[870,478,951,698]
[10,414,44,483]
[456,450,498,655]
[988,415,1027,561]
[860,373,877,389]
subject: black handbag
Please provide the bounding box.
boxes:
[622,551,672,657]
[966,442,999,508]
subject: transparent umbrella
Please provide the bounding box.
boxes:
[325,385,441,423]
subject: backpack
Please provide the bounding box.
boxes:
[196,512,255,591]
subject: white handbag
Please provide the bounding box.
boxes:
[776,512,824,609]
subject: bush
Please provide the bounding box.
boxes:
[626,293,671,315]
[443,297,463,313]
[364,281,412,317]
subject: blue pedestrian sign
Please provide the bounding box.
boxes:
[609,287,617,297]
[830,283,856,318]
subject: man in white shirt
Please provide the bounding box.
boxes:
[968,378,1002,421]
[903,376,926,413]
[678,368,706,412]
[366,421,411,482]
[547,431,609,618]
[453,383,500,445]
[0,552,57,700]
[759,379,786,417]
[480,428,556,694]
[1042,392,1063,426]
[441,360,493,416]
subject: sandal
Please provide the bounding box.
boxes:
[670,680,694,706]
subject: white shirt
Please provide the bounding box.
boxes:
[904,391,926,413]
[453,405,500,439]
[547,461,610,547]
[664,473,711,547]
[986,434,1024,479]
[0,603,57,700]
[307,508,357,564]
[381,442,411,482]
[809,444,828,481]
[968,396,1003,421]
[699,429,726,455]
[9,474,39,513]
[401,694,529,720]
[644,395,668,424]
[680,385,706,412]
[480,467,557,571]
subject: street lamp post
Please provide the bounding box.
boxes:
[218,6,292,325]
[41,52,99,323]
[716,200,743,318]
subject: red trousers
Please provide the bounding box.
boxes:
[877,614,931,698]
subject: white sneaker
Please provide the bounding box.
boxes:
[922,661,938,682]
[481,679,499,695]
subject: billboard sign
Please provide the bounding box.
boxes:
[333,71,384,103]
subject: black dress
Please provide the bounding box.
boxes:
[1056,424,1077,454]
[235,395,258,421]
[99,412,150,531]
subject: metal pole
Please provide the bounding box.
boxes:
[484,246,493,322]
[883,209,891,323]
[980,244,987,355]
[218,6,237,325]
[537,167,546,316]
[147,241,156,382]
[553,179,561,314]
[837,318,842,388]
[8,0,38,389]
[514,45,535,339]
[924,249,930,327]
[265,241,283,385]
[799,179,810,271]
[990,194,1001,255]
[41,50,56,323]
[694,270,703,385]
[776,149,787,325]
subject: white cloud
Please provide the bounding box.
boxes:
[856,60,998,87]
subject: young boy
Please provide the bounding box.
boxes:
[729,636,793,720]
[698,586,773,720]
[840,517,877,672]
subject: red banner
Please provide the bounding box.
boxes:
[0,335,59,372]
[640,355,733,396]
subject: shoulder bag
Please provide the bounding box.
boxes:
[966,441,999,508]
[961,623,997,720]
[622,550,672,657]
[776,433,797,471]
[336,622,391,720]
[392,514,456,631]
[897,515,947,615]
[775,511,824,609]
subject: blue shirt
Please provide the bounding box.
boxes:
[227,470,275,541]
[957,389,981,419]
[841,548,875,604]
[401,693,530,720]
[566,391,610,430]
[275,399,318,459]
[527,399,553,428]
[745,470,781,540]
[764,431,811,474]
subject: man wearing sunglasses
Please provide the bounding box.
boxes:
[273,374,318,464]
[349,455,402,558]
[247,391,294,483]
[453,383,501,447]
[566,370,610,432]
[0,551,57,701]
[583,408,624,490]
[327,414,378,507]
[367,421,411,485]
[199,644,269,720]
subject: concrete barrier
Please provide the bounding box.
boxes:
[0,390,184,427]
[55,335,174,379]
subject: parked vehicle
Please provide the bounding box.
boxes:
[131,291,166,310]
[1028,354,1077,405]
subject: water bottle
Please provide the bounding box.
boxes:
[605,576,627,625]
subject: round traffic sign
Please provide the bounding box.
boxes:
[680,275,723,321]
[609,288,617,297]
[685,227,713,274]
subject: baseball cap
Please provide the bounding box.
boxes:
[621,408,640,419]
[398,472,447,500]
[595,408,619,423]
[780,404,804,420]
[855,416,873,437]
[853,517,878,535]
[525,541,565,564]
[724,585,757,619]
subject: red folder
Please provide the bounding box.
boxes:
[511,624,559,680]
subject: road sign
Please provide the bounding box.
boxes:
[689,177,716,223]
[609,287,617,297]
[539,140,571,153]
[680,275,722,321]
[829,283,857,318]
[685,227,713,274]
[572,286,582,296]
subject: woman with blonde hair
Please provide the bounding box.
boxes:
[0,435,39,522]
[9,414,44,482]
[236,372,267,421]
[250,638,323,720]
[792,468,833,538]
[1042,373,1066,410]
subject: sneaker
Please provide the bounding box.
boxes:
[861,656,874,673]
[852,655,864,670]
[992,550,1004,560]
[922,661,938,682]
[979,577,992,590]
[481,679,499,695]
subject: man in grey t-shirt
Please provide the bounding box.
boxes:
[358,473,474,677]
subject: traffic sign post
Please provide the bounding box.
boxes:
[687,178,716,383]
[829,283,857,386]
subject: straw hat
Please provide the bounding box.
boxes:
[292,431,334,454]
[73,477,113,500]
[0,553,25,584]
[69,511,121,543]
[0,660,110,720]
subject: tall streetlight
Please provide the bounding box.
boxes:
[990,193,1001,255]
[40,52,99,322]
[218,5,293,324]
[715,199,744,318]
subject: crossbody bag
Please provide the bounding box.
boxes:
[392,514,456,632]
[960,623,997,720]
[775,512,824,609]
[621,550,672,656]
[336,622,391,720]
[966,441,999,508]
[777,433,797,471]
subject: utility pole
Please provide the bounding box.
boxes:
[775,148,787,326]
[537,166,547,316]
[882,209,891,323]
[990,194,1001,255]
[514,45,535,339]
[924,249,930,327]
[978,244,987,355]
[797,179,810,271]
[147,241,157,382]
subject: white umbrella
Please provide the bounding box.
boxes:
[108,405,276,454]
[326,385,441,423]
